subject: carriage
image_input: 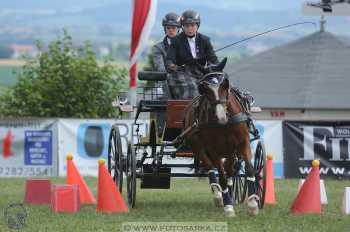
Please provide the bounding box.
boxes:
[107,69,267,210]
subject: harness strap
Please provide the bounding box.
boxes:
[227,112,249,125]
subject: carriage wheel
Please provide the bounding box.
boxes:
[108,124,123,193]
[126,141,137,208]
[253,141,267,209]
[231,160,247,205]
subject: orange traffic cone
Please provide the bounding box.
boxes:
[66,154,96,204]
[290,160,321,214]
[264,154,276,204]
[97,159,128,213]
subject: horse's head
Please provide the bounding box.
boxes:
[198,72,230,125]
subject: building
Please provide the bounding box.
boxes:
[225,27,350,120]
[11,44,37,59]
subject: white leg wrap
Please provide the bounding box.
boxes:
[227,177,233,186]
[224,205,235,217]
[210,183,223,192]
[247,194,259,216]
[210,183,223,207]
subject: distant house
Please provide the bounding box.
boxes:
[98,46,111,57]
[225,29,350,120]
[11,44,37,59]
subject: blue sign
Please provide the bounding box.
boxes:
[24,131,52,165]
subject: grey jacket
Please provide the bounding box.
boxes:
[151,37,169,72]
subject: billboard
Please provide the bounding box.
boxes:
[0,119,58,177]
[57,119,284,177]
[58,119,149,176]
[253,120,283,178]
[283,121,350,178]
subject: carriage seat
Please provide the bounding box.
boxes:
[138,71,167,81]
[163,100,191,141]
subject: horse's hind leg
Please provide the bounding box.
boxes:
[245,161,259,216]
[224,157,235,198]
[238,140,259,216]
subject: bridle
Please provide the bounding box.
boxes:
[197,73,250,127]
[198,72,229,109]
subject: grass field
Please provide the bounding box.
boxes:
[0,178,349,232]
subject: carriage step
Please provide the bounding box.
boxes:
[140,165,171,189]
[138,100,167,112]
[175,152,193,157]
[162,151,194,158]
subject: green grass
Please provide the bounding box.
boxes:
[0,178,349,232]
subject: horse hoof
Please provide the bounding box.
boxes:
[247,195,259,216]
[224,205,235,217]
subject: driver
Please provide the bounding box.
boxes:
[166,10,218,73]
[152,12,181,72]
[165,10,219,99]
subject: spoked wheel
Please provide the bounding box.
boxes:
[253,141,267,209]
[231,159,247,205]
[108,124,123,193]
[126,141,136,208]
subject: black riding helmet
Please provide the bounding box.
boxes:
[180,10,200,27]
[162,12,181,27]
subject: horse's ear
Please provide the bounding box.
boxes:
[213,57,227,72]
[196,63,209,75]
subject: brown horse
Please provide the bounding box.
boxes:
[183,67,259,217]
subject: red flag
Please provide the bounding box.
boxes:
[3,129,13,159]
[129,63,137,88]
[129,0,158,88]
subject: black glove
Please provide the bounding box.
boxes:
[168,64,178,72]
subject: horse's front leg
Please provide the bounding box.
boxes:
[189,137,223,208]
[200,154,223,208]
[216,160,235,217]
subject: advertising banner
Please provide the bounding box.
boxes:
[253,120,283,178]
[58,119,149,176]
[0,119,58,177]
[283,121,350,178]
[58,119,284,177]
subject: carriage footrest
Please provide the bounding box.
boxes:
[141,165,171,189]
